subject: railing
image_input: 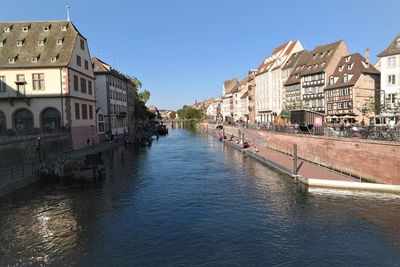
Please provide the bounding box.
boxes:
[0,162,38,188]
[0,128,70,145]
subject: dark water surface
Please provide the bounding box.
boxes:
[1,129,400,266]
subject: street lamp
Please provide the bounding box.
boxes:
[91,125,94,151]
[36,137,42,164]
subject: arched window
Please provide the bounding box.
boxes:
[13,108,33,131]
[0,111,6,132]
[41,108,60,131]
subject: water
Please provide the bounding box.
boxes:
[1,129,400,266]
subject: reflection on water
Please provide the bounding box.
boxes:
[1,129,400,266]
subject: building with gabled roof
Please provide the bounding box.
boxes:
[255,40,303,123]
[325,52,380,124]
[221,77,238,122]
[0,20,97,149]
[377,34,400,115]
[300,40,349,113]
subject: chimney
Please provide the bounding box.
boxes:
[365,48,370,64]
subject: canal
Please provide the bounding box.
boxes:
[1,128,400,266]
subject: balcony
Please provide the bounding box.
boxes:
[116,111,127,117]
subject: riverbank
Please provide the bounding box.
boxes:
[200,123,400,193]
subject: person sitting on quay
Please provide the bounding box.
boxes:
[253,145,259,153]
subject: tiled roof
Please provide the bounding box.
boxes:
[223,78,239,94]
[325,53,380,90]
[300,40,344,76]
[284,51,310,86]
[0,20,79,68]
[377,34,400,57]
[92,57,111,73]
[282,50,307,70]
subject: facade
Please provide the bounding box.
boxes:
[221,78,238,122]
[325,53,380,124]
[239,77,249,122]
[255,40,303,123]
[92,57,128,138]
[0,21,97,149]
[377,34,400,114]
[282,50,308,110]
[300,40,350,113]
[246,70,257,124]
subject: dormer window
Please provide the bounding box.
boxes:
[327,50,332,56]
[339,65,344,72]
[348,63,353,70]
[16,39,24,47]
[38,38,46,46]
[0,39,5,47]
[43,26,50,32]
[4,27,10,33]
[56,38,64,45]
[321,62,326,67]
[51,54,59,63]
[344,74,349,83]
[31,56,39,63]
[61,25,67,31]
[329,76,335,85]
[345,56,351,63]
[22,26,30,32]
[9,57,16,64]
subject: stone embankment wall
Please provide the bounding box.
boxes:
[0,134,73,196]
[201,123,400,185]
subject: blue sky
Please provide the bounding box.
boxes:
[1,0,399,110]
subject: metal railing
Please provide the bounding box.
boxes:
[0,162,38,187]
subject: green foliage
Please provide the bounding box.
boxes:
[176,106,203,119]
[169,111,176,120]
[139,90,151,104]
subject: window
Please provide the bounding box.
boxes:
[89,105,93,119]
[98,113,105,133]
[348,63,353,70]
[38,39,45,46]
[22,26,29,32]
[51,56,57,63]
[339,65,344,72]
[0,39,5,47]
[32,73,45,90]
[61,25,67,31]
[74,75,79,91]
[56,39,63,45]
[43,26,50,32]
[0,76,6,92]
[80,77,86,93]
[329,77,335,85]
[81,104,88,119]
[344,74,349,83]
[76,55,81,66]
[388,57,396,68]
[338,102,343,109]
[84,60,89,70]
[75,103,80,119]
[16,39,24,46]
[88,80,92,95]
[387,93,396,104]
[388,75,396,85]
[80,39,85,50]
[345,56,351,63]
[4,27,10,33]
[31,57,38,63]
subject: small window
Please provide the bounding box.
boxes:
[0,39,5,47]
[74,75,79,91]
[4,27,10,33]
[75,103,80,119]
[16,40,24,47]
[339,65,344,72]
[77,55,81,66]
[56,39,63,45]
[345,56,351,63]
[43,26,50,32]
[84,60,89,70]
[388,74,396,85]
[348,63,353,70]
[80,39,85,50]
[344,74,349,83]
[329,77,335,85]
[9,58,15,64]
[22,25,30,32]
[38,39,45,46]
[61,25,67,31]
[31,57,38,63]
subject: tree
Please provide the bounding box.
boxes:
[169,111,176,120]
[139,89,151,104]
[176,105,203,119]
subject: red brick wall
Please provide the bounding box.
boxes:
[206,124,400,184]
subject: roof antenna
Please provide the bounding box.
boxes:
[66,5,70,21]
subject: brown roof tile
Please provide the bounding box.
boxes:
[377,34,400,57]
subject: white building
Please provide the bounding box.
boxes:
[0,20,97,149]
[255,41,303,123]
[377,34,400,114]
[221,78,238,122]
[92,57,128,138]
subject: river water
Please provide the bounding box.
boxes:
[1,128,400,266]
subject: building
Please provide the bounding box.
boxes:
[324,53,380,124]
[255,40,303,123]
[239,77,249,122]
[377,34,400,114]
[282,50,308,110]
[300,40,350,113]
[92,57,128,139]
[0,20,97,149]
[221,78,238,122]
